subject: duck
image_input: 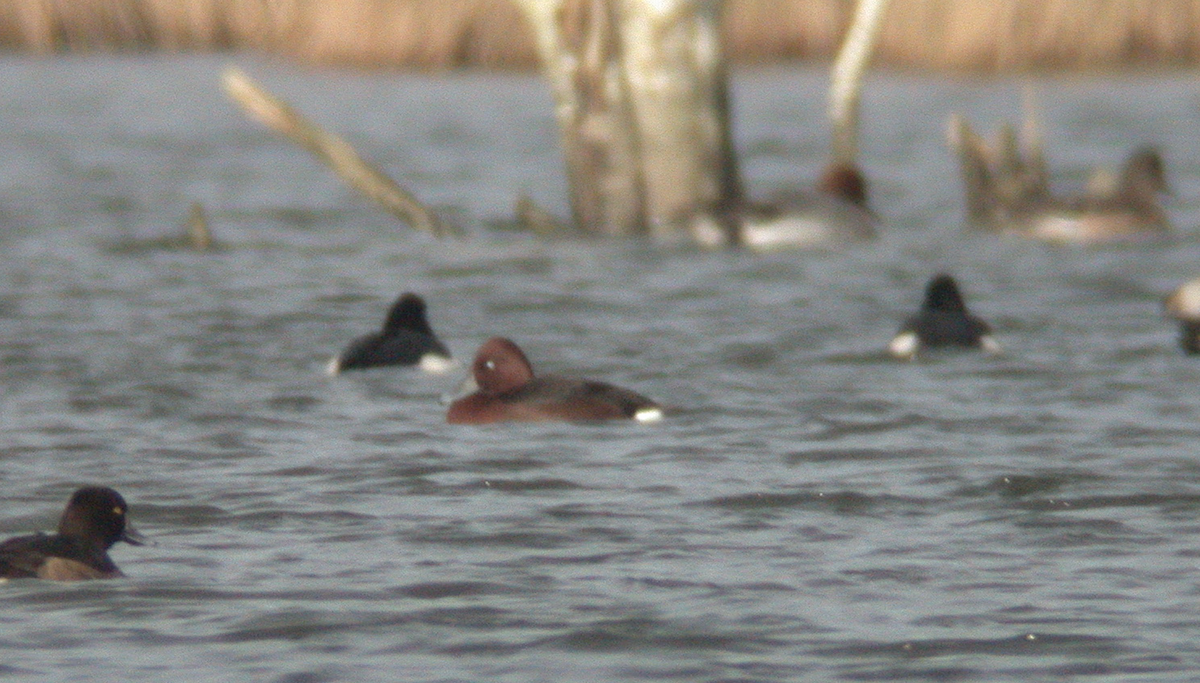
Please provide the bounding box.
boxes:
[737,161,878,249]
[948,114,1171,244]
[0,487,144,581]
[1010,146,1169,243]
[733,0,888,250]
[1164,277,1200,354]
[327,293,455,375]
[447,337,663,424]
[889,274,1001,360]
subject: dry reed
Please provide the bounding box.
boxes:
[0,0,1197,71]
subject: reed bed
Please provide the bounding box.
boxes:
[0,0,1196,72]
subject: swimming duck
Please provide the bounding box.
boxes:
[447,337,663,424]
[327,293,455,375]
[737,161,878,249]
[948,115,1171,244]
[721,0,886,250]
[889,274,1000,360]
[0,487,144,581]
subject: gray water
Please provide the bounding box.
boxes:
[2,54,1200,682]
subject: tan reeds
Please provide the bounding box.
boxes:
[0,0,1197,72]
[873,0,1200,71]
[222,66,446,237]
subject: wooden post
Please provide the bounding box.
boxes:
[616,0,740,243]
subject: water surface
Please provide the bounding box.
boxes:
[1,55,1200,681]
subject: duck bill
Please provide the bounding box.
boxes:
[121,525,149,547]
[441,374,479,405]
[456,374,479,396]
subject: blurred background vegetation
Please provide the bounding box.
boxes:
[0,0,1195,72]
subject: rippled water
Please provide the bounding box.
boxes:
[3,54,1200,681]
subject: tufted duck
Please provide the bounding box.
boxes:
[889,275,1000,360]
[327,293,455,375]
[0,487,144,581]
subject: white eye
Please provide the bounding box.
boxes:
[485,360,496,370]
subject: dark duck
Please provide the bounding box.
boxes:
[0,487,145,581]
[889,274,1000,360]
[328,293,455,375]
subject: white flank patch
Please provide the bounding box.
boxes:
[634,406,665,423]
[419,354,459,375]
[887,331,919,360]
[741,216,830,251]
[980,335,1003,354]
[1166,278,1200,318]
[1030,216,1085,242]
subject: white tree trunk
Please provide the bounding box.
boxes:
[515,0,739,242]
[828,0,889,164]
[617,0,739,242]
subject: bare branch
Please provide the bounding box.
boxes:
[222,66,447,238]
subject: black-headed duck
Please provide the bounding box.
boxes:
[328,293,455,375]
[889,275,1000,360]
[0,487,144,581]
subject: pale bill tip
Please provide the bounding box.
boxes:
[325,356,342,377]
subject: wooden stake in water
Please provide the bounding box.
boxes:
[221,67,447,238]
[514,0,647,237]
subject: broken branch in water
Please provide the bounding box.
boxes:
[515,194,567,236]
[221,66,447,238]
[186,202,214,250]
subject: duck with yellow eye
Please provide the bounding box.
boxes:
[0,486,145,581]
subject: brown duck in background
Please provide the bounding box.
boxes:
[734,0,887,250]
[738,161,878,249]
[948,114,1171,244]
